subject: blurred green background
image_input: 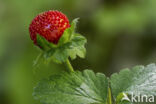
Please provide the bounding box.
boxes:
[0,0,156,103]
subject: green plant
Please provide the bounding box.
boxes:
[29,10,156,104]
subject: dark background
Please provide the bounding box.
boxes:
[0,0,156,103]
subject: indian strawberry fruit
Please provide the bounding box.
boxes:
[29,10,70,45]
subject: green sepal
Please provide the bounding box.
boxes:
[57,18,79,46]
[36,34,57,51]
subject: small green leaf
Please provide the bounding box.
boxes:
[110,63,156,103]
[57,18,79,46]
[57,28,71,46]
[43,34,87,63]
[70,18,79,37]
[51,46,69,63]
[36,34,57,50]
[68,34,87,60]
[33,70,109,104]
[43,43,68,64]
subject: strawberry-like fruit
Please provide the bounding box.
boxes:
[29,10,70,45]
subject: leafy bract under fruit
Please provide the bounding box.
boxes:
[36,18,87,63]
[33,70,109,104]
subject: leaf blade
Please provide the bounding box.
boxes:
[33,70,109,104]
[110,64,156,103]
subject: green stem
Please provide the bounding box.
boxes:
[65,59,74,72]
[107,87,112,104]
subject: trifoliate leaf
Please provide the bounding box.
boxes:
[110,64,156,104]
[33,70,109,104]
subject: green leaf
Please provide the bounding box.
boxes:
[33,70,109,104]
[68,34,87,60]
[44,34,87,63]
[36,34,57,50]
[110,64,156,103]
[49,46,69,63]
[58,18,79,46]
[57,28,71,45]
[70,18,79,37]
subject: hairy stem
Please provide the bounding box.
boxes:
[65,59,74,72]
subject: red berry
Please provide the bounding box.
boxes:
[29,10,70,45]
